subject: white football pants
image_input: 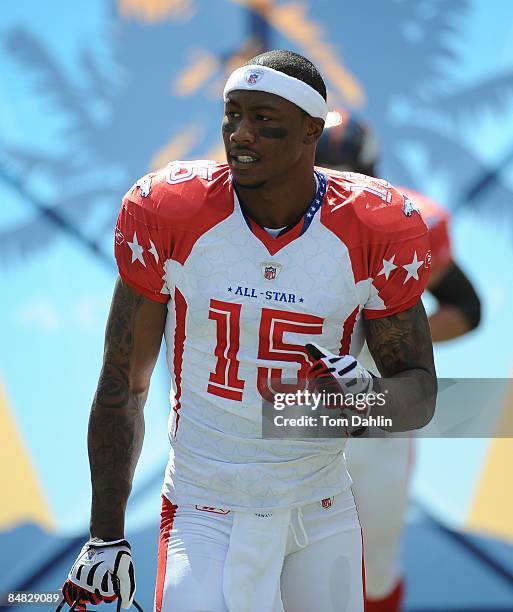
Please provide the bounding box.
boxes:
[155,488,364,612]
[345,437,413,599]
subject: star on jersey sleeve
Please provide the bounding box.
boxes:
[114,174,171,303]
[363,190,431,319]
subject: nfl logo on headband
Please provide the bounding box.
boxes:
[245,69,263,85]
[224,64,329,120]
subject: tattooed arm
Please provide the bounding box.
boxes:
[364,301,437,431]
[88,277,167,539]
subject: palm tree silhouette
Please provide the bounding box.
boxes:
[2,0,513,264]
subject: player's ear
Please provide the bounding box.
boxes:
[303,117,324,145]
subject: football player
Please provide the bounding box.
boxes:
[316,108,481,612]
[61,52,436,612]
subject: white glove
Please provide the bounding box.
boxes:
[305,342,374,436]
[64,538,136,609]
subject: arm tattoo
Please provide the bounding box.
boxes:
[364,302,437,431]
[365,302,435,378]
[88,279,148,539]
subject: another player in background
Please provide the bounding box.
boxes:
[316,108,481,612]
[60,53,437,612]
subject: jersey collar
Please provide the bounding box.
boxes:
[234,171,328,256]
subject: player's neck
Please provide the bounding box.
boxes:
[235,170,317,229]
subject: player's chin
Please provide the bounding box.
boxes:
[230,165,267,189]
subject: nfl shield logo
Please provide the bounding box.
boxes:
[321,497,334,509]
[265,266,277,280]
[246,69,263,85]
[261,262,282,280]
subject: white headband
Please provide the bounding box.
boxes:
[223,64,328,121]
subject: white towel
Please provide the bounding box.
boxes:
[223,509,291,612]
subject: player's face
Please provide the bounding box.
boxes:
[222,90,313,188]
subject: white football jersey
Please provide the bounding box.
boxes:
[114,161,430,510]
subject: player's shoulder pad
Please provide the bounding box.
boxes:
[322,170,428,244]
[122,161,232,228]
[399,186,450,230]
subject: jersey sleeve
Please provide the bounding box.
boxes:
[362,191,431,319]
[114,176,172,303]
[400,187,452,276]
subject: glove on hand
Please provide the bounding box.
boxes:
[62,538,135,610]
[305,342,374,436]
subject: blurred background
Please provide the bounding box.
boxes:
[1,0,513,610]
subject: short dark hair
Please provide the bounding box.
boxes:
[246,50,327,102]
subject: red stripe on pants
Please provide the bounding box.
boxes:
[155,496,177,612]
[366,580,404,612]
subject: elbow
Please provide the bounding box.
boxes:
[128,366,152,399]
[128,363,153,399]
[419,373,438,429]
[464,295,482,332]
[430,263,482,335]
[449,295,481,335]
[422,396,436,428]
[128,380,151,400]
[95,363,150,409]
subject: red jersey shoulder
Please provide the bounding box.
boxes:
[320,170,428,245]
[115,162,233,299]
[123,161,233,229]
[399,187,452,274]
[399,187,450,229]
